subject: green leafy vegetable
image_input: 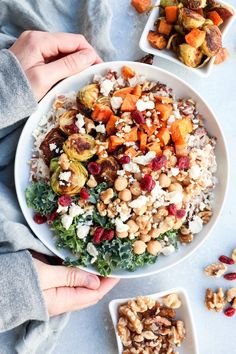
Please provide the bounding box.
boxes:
[25,181,57,216]
[92,209,114,230]
[88,182,109,204]
[159,230,178,249]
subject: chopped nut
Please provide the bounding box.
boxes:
[226,288,236,309]
[205,288,225,312]
[86,175,97,188]
[172,320,186,347]
[163,294,182,309]
[198,210,212,224]
[231,248,236,262]
[100,188,114,204]
[179,232,193,244]
[204,262,227,277]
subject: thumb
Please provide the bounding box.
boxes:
[44,48,98,84]
[34,258,100,290]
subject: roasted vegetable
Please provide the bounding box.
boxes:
[120,94,139,112]
[108,136,124,152]
[155,103,173,120]
[207,11,223,26]
[157,19,173,35]
[40,128,66,166]
[63,133,96,161]
[50,158,88,196]
[185,28,206,48]
[201,25,222,57]
[157,127,170,146]
[106,115,119,135]
[165,6,179,23]
[77,83,99,110]
[91,104,113,123]
[96,156,119,183]
[131,0,152,13]
[179,8,205,30]
[59,110,79,135]
[147,31,167,50]
[214,47,229,64]
[121,65,135,80]
[179,43,203,67]
[211,5,234,21]
[160,0,178,6]
[183,0,206,9]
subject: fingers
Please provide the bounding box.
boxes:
[33,258,100,290]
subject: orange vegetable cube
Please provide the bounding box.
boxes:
[165,6,178,24]
[185,29,206,48]
[132,85,142,98]
[143,124,158,136]
[155,96,173,104]
[157,127,170,146]
[108,135,124,152]
[106,115,119,135]
[155,103,173,121]
[147,31,167,50]
[113,87,134,99]
[121,66,135,80]
[131,0,152,13]
[175,143,188,157]
[170,118,193,145]
[124,147,139,157]
[92,104,113,123]
[157,19,173,36]
[207,11,223,26]
[120,94,138,112]
[124,127,138,142]
[138,131,147,151]
[147,141,162,155]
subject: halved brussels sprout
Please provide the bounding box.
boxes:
[77,84,99,110]
[201,25,222,57]
[59,109,78,135]
[183,0,206,9]
[39,128,66,166]
[97,156,120,183]
[179,8,205,30]
[179,43,203,67]
[50,157,88,196]
[63,133,96,161]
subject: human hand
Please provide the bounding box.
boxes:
[9,31,102,101]
[33,258,119,316]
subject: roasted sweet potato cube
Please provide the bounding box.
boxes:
[185,29,206,48]
[131,0,152,13]
[157,19,173,36]
[147,31,167,50]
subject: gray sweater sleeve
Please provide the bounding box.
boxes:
[0,49,37,129]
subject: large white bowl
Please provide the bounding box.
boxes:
[15,61,228,278]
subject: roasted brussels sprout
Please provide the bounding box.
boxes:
[63,133,96,162]
[59,109,79,135]
[179,8,205,30]
[40,128,66,166]
[179,43,203,67]
[77,84,99,110]
[50,157,88,196]
[183,0,206,9]
[201,25,222,57]
[96,156,120,183]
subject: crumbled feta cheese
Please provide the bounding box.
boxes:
[124,141,136,147]
[167,191,183,204]
[151,182,166,200]
[57,204,69,214]
[189,216,203,234]
[171,167,179,176]
[93,74,102,82]
[110,96,123,110]
[87,242,98,261]
[133,151,156,165]
[189,165,201,180]
[146,111,152,117]
[100,79,114,96]
[49,143,57,151]
[59,171,71,182]
[128,76,138,87]
[61,214,73,230]
[115,219,129,232]
[129,195,148,209]
[119,212,130,222]
[69,204,84,218]
[75,113,85,130]
[123,161,140,173]
[117,170,126,176]
[136,99,155,112]
[123,125,132,133]
[161,245,175,256]
[146,118,152,127]
[77,224,90,239]
[95,124,106,134]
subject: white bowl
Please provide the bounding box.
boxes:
[109,287,199,354]
[139,0,235,77]
[15,61,228,278]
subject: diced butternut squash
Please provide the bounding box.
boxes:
[138,131,147,151]
[147,31,167,50]
[120,94,138,112]
[106,115,119,135]
[155,96,173,104]
[165,6,178,24]
[132,85,142,98]
[124,127,138,142]
[207,11,223,26]
[108,135,124,152]
[185,29,206,48]
[212,6,233,21]
[121,66,135,80]
[131,0,152,13]
[147,141,162,155]
[157,127,170,146]
[157,19,173,36]
[113,87,134,99]
[155,103,173,121]
[92,104,113,123]
[143,124,158,136]
[170,118,193,145]
[124,147,139,157]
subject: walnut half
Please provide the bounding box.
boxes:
[204,262,227,278]
[205,288,225,312]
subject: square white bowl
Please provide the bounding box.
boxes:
[139,0,235,77]
[109,287,199,354]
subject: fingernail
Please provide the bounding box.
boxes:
[86,275,100,289]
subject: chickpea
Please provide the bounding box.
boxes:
[116,231,128,238]
[127,220,139,233]
[133,240,147,255]
[168,182,183,193]
[159,173,171,188]
[140,234,151,243]
[118,189,132,202]
[147,240,162,256]
[130,181,142,196]
[100,188,114,204]
[86,175,97,188]
[114,176,128,191]
[148,228,160,239]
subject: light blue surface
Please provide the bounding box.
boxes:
[53,1,236,353]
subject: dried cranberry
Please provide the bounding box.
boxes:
[93,227,104,244]
[80,187,90,200]
[176,209,186,219]
[224,273,236,281]
[48,210,58,224]
[119,155,131,164]
[224,307,236,317]
[219,255,234,265]
[177,156,190,170]
[58,195,72,207]
[33,213,47,224]
[64,123,79,134]
[88,162,101,175]
[168,204,177,216]
[131,110,145,124]
[140,174,156,192]
[150,155,167,171]
[102,229,115,241]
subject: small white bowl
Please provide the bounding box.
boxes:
[109,287,199,354]
[139,0,235,77]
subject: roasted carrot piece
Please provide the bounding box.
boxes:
[157,19,173,36]
[113,87,134,99]
[131,0,152,13]
[108,135,124,152]
[124,127,138,142]
[143,124,158,136]
[185,29,206,48]
[106,115,119,135]
[155,103,173,121]
[207,11,223,26]
[138,131,148,151]
[132,85,142,98]
[170,118,193,145]
[157,127,170,146]
[120,94,138,112]
[92,104,113,123]
[155,96,173,104]
[121,66,135,80]
[165,6,178,24]
[147,31,167,50]
[124,147,138,157]
[147,141,162,155]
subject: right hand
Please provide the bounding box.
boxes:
[33,258,119,316]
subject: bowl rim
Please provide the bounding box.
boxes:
[139,0,236,77]
[109,287,199,354]
[14,60,229,279]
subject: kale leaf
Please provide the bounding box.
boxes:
[88,182,109,204]
[25,181,57,216]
